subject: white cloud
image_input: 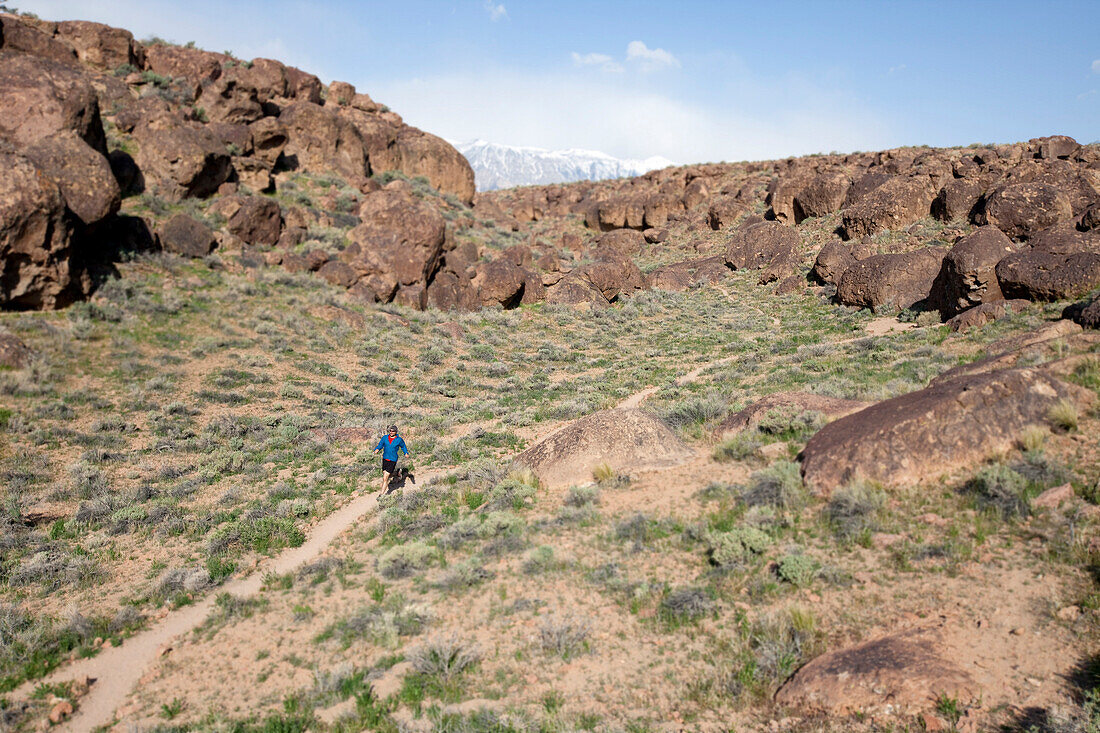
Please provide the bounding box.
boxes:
[1079,89,1097,100]
[364,67,895,165]
[483,1,506,21]
[570,51,624,73]
[1092,59,1100,74]
[625,40,680,71]
[888,64,907,74]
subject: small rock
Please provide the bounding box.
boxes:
[49,701,73,723]
[71,675,92,697]
[921,712,947,732]
[919,513,949,527]
[1057,605,1081,622]
[1032,483,1075,509]
[1010,627,1025,636]
[157,643,173,657]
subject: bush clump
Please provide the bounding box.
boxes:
[741,461,807,511]
[777,553,819,587]
[377,542,437,579]
[658,587,715,625]
[708,527,773,568]
[825,479,885,540]
[966,463,1031,518]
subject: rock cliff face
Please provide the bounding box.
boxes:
[1,10,1098,319]
[0,12,474,309]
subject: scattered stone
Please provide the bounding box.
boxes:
[158,213,216,258]
[0,332,32,369]
[48,701,73,724]
[946,299,1031,332]
[835,247,947,312]
[1032,483,1075,509]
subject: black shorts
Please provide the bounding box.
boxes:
[382,459,397,473]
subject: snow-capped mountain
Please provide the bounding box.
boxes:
[453,139,676,191]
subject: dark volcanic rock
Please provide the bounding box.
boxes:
[25,131,120,225]
[0,331,32,368]
[800,364,1094,494]
[55,20,142,70]
[0,51,105,153]
[723,221,800,283]
[811,240,871,286]
[132,114,231,200]
[1064,294,1100,329]
[841,176,935,240]
[646,256,729,292]
[222,196,282,247]
[280,102,368,180]
[793,170,850,223]
[938,227,1018,316]
[982,181,1074,239]
[835,247,947,311]
[995,225,1100,301]
[159,213,216,257]
[0,147,76,309]
[946,299,1032,332]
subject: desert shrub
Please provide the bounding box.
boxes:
[713,432,764,463]
[433,560,493,591]
[966,463,1031,518]
[318,597,431,649]
[564,485,599,508]
[8,551,102,591]
[408,635,480,682]
[657,393,728,430]
[521,545,560,575]
[756,408,827,443]
[485,478,536,511]
[777,553,819,587]
[658,587,715,625]
[438,516,481,550]
[538,614,591,659]
[478,512,525,539]
[614,513,670,546]
[155,567,212,600]
[709,527,773,568]
[741,461,807,511]
[1018,425,1048,453]
[741,607,821,693]
[1048,398,1079,433]
[377,542,437,579]
[825,479,885,540]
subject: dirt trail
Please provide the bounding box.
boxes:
[20,472,447,732]
[26,316,898,730]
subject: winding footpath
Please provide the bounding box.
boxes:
[19,334,812,731]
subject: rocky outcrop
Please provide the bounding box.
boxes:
[158,213,216,258]
[835,247,946,311]
[646,256,728,292]
[776,626,978,716]
[341,190,446,305]
[995,225,1100,301]
[0,147,77,309]
[55,20,143,71]
[938,227,1018,317]
[0,331,32,368]
[593,229,645,259]
[280,102,368,181]
[213,195,282,247]
[515,408,690,488]
[0,51,105,152]
[982,182,1074,240]
[793,170,850,223]
[1064,294,1100,329]
[946,299,1031,332]
[25,131,120,225]
[394,126,476,205]
[717,391,868,437]
[0,14,79,65]
[800,363,1094,494]
[841,176,935,239]
[132,114,231,200]
[723,221,801,283]
[811,240,871,286]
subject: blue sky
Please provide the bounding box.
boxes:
[21,0,1100,164]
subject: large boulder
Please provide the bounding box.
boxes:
[1030,135,1079,161]
[0,51,105,153]
[800,364,1094,494]
[840,176,935,240]
[158,213,216,258]
[946,299,1032,332]
[767,170,814,223]
[132,114,231,200]
[1064,294,1100,329]
[394,126,476,205]
[646,256,728,292]
[24,131,120,226]
[143,43,226,87]
[340,190,445,303]
[810,240,872,286]
[576,257,644,302]
[982,182,1074,240]
[0,147,77,309]
[995,225,1100,301]
[515,408,690,488]
[545,273,610,309]
[219,196,282,247]
[247,117,287,166]
[842,169,890,208]
[0,14,78,65]
[594,195,646,231]
[472,258,527,308]
[793,170,851,223]
[932,177,984,222]
[593,229,645,259]
[938,227,1018,316]
[835,247,946,312]
[707,195,748,230]
[195,72,263,124]
[0,331,32,369]
[724,220,801,283]
[776,627,978,716]
[284,66,323,104]
[54,20,142,71]
[280,102,368,180]
[340,107,400,174]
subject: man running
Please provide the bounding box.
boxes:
[373,424,409,495]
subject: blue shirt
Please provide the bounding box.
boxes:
[376,435,409,461]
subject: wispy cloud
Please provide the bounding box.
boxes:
[1078,89,1097,100]
[1092,59,1100,74]
[570,51,624,73]
[888,63,907,74]
[625,40,679,71]
[483,1,506,21]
